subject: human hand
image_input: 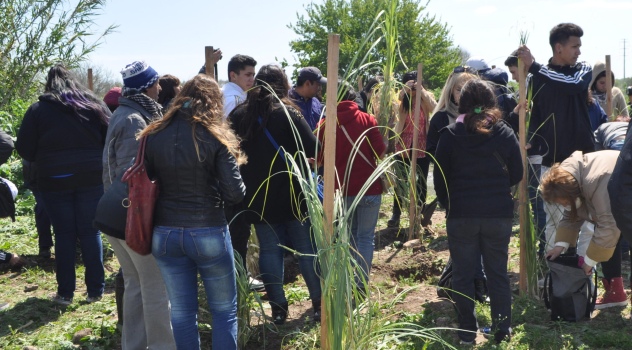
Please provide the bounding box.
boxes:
[212,48,223,62]
[545,246,564,261]
[516,45,534,71]
[615,115,631,122]
[525,143,532,150]
[581,262,593,275]
[513,100,529,114]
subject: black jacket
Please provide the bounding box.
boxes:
[433,120,523,219]
[426,110,454,158]
[609,122,632,242]
[16,94,108,191]
[229,103,318,224]
[145,110,245,227]
[528,60,594,166]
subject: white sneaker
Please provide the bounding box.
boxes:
[249,277,265,291]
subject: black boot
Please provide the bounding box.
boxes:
[271,302,288,325]
[312,298,321,322]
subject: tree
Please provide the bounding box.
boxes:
[73,63,121,98]
[288,0,463,89]
[0,0,115,111]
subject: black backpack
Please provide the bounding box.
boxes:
[0,178,16,222]
[543,254,598,322]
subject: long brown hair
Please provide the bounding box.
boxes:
[139,74,246,165]
[539,164,582,220]
[458,79,501,135]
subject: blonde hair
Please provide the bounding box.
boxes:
[432,72,477,114]
[139,74,246,165]
[539,164,582,220]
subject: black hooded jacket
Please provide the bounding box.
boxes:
[433,120,523,219]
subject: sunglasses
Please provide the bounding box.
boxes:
[453,66,477,74]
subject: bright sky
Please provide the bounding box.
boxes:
[89,0,632,84]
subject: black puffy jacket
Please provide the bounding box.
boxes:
[145,110,246,227]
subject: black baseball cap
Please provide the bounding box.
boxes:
[401,71,417,84]
[298,67,327,84]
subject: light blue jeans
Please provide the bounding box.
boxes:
[345,194,381,290]
[152,225,237,350]
[254,219,321,307]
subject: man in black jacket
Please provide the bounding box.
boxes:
[517,23,594,256]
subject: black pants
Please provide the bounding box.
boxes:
[392,156,430,218]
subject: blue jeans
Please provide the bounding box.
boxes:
[254,219,321,306]
[345,195,381,290]
[40,185,104,298]
[152,225,237,350]
[447,217,512,343]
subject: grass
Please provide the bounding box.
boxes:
[2,197,632,349]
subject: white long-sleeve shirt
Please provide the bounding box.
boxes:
[222,82,246,118]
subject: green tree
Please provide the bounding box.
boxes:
[0,0,115,112]
[288,0,462,89]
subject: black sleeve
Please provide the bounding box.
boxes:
[15,104,38,162]
[0,131,14,165]
[214,142,246,206]
[505,130,524,186]
[433,131,452,211]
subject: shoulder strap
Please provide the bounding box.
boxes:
[493,151,509,175]
[340,125,375,169]
[258,116,288,160]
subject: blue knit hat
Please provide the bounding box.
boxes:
[120,61,159,91]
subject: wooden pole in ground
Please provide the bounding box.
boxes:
[87,68,93,92]
[357,76,363,92]
[320,33,339,350]
[518,56,528,293]
[606,55,613,119]
[407,64,423,241]
[204,46,216,80]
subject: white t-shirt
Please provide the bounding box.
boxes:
[222,82,246,118]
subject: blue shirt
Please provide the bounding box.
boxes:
[289,88,323,130]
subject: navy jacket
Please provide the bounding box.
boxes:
[434,120,523,219]
[527,60,594,166]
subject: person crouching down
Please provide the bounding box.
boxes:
[540,150,625,309]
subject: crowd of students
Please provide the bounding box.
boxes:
[3,20,632,349]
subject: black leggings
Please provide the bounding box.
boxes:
[601,237,631,280]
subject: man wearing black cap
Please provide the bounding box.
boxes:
[290,67,327,130]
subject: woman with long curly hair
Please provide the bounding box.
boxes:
[16,64,110,305]
[433,79,522,344]
[139,74,246,349]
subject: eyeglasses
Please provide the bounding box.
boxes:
[453,66,477,74]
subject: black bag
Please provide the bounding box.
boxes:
[93,175,128,240]
[0,178,16,222]
[436,257,488,302]
[543,254,598,322]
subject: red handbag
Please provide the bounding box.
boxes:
[121,136,159,255]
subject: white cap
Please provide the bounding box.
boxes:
[466,57,490,72]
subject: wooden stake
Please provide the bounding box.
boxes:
[408,64,423,241]
[320,33,340,350]
[357,76,363,92]
[518,58,528,293]
[204,46,216,80]
[606,55,613,119]
[87,68,93,92]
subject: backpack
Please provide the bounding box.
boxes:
[543,254,598,322]
[0,177,16,222]
[436,256,488,303]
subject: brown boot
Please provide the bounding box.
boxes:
[596,277,628,310]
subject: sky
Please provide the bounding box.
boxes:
[88,0,632,84]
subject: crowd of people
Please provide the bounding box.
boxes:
[3,20,632,349]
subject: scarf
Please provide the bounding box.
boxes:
[125,91,163,120]
[444,99,459,124]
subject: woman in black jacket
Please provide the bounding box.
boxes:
[229,64,322,325]
[433,79,523,345]
[139,74,246,350]
[16,64,109,305]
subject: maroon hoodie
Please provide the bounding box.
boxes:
[317,101,386,196]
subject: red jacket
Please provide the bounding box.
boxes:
[317,101,386,196]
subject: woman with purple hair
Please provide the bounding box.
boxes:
[16,64,110,305]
